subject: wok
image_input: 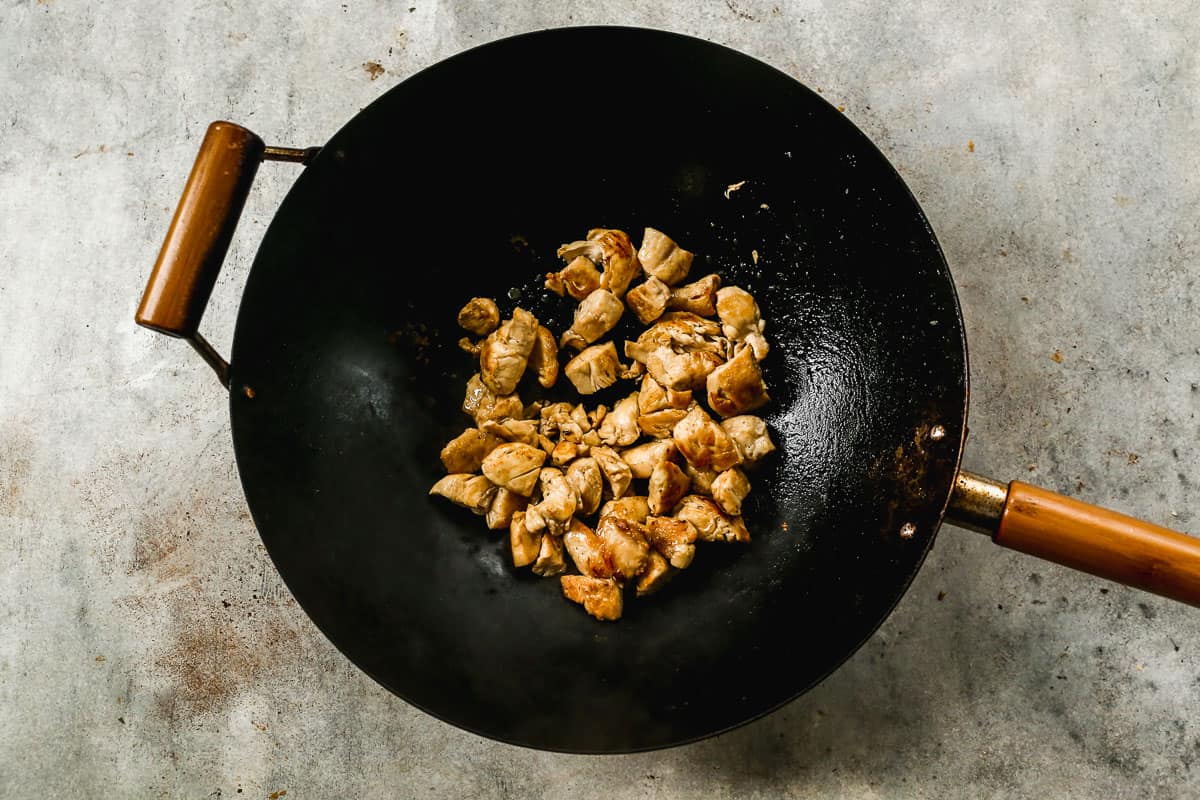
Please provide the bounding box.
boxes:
[135,27,1200,753]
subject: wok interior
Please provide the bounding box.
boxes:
[229,28,967,752]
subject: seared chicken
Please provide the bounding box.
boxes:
[599,495,650,524]
[524,504,547,534]
[597,393,640,447]
[480,442,546,496]
[706,345,770,418]
[644,516,698,568]
[566,457,603,515]
[558,228,640,299]
[683,462,719,496]
[545,255,602,301]
[638,408,688,439]
[620,439,677,479]
[486,487,528,530]
[527,324,559,388]
[635,550,674,596]
[635,347,724,392]
[509,510,542,567]
[430,473,497,515]
[590,446,633,499]
[561,289,624,350]
[462,373,524,426]
[530,467,577,535]
[457,336,482,357]
[711,468,751,516]
[570,403,592,433]
[564,342,621,395]
[672,405,742,471]
[625,277,672,325]
[538,402,575,438]
[674,494,750,543]
[456,297,500,336]
[560,575,623,621]
[638,374,692,413]
[439,427,502,473]
[532,532,567,576]
[480,307,539,395]
[720,415,776,467]
[634,312,725,356]
[716,286,769,361]
[667,274,721,317]
[480,418,539,447]
[563,518,616,579]
[581,429,602,448]
[637,228,693,286]
[551,440,582,467]
[648,461,690,515]
[596,513,651,580]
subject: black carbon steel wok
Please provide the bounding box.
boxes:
[136,27,1200,753]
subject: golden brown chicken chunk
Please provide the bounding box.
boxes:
[667,274,721,317]
[561,289,624,350]
[560,575,623,621]
[597,393,640,447]
[706,345,770,418]
[637,228,694,286]
[720,415,776,466]
[530,467,577,536]
[599,495,651,525]
[634,312,725,355]
[563,342,622,395]
[716,286,769,361]
[462,374,524,426]
[625,277,672,325]
[545,255,602,301]
[563,518,616,579]
[672,405,742,471]
[590,446,633,499]
[527,325,559,388]
[595,514,651,580]
[429,474,497,515]
[486,487,528,530]
[480,442,546,497]
[480,418,539,447]
[620,439,677,480]
[635,550,674,596]
[648,461,690,515]
[638,374,692,413]
[674,494,750,543]
[439,427,502,473]
[638,408,689,439]
[532,532,567,576]
[558,229,640,299]
[630,346,723,392]
[566,457,603,515]
[480,307,539,396]
[644,516,698,568]
[711,468,751,516]
[509,510,542,568]
[456,297,500,336]
[550,440,582,467]
[683,462,719,496]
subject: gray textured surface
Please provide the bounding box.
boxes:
[2,1,1199,797]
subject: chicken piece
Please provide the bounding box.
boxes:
[645,516,698,568]
[635,550,674,596]
[673,494,750,543]
[530,467,577,535]
[563,342,621,395]
[637,227,694,286]
[590,446,633,499]
[638,408,688,439]
[635,312,725,356]
[537,434,556,456]
[597,393,640,447]
[532,532,567,577]
[538,402,574,438]
[566,457,603,515]
[526,325,559,388]
[486,487,528,530]
[706,345,770,418]
[480,418,539,447]
[710,468,751,516]
[563,518,616,579]
[620,360,647,380]
[457,336,481,357]
[638,374,692,413]
[581,429,602,448]
[509,510,542,568]
[667,274,721,317]
[635,347,724,392]
[683,462,719,496]
[648,461,690,515]
[720,415,776,467]
[620,439,677,480]
[569,403,591,430]
[716,286,769,361]
[544,255,602,301]
[672,405,742,471]
[599,495,650,525]
[551,440,582,467]
[560,575,623,621]
[524,504,547,534]
[429,474,497,516]
[596,513,651,580]
[462,374,524,426]
[480,442,546,497]
[561,289,624,350]
[479,307,539,395]
[439,427,502,473]
[558,228,640,299]
[625,277,671,325]
[456,297,500,336]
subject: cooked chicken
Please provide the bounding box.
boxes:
[635,347,724,392]
[635,312,725,356]
[625,277,671,325]
[480,442,546,496]
[563,342,621,395]
[545,255,602,301]
[673,494,750,543]
[479,307,539,395]
[648,461,690,515]
[509,510,542,568]
[599,495,650,524]
[456,297,500,336]
[716,286,769,361]
[560,575,623,621]
[524,504,547,534]
[644,516,698,568]
[563,518,616,579]
[537,434,556,455]
[439,427,502,473]
[590,446,632,499]
[486,487,528,530]
[551,440,582,466]
[711,468,751,516]
[558,228,640,299]
[527,324,559,388]
[581,429,601,448]
[429,474,497,515]
[570,403,592,432]
[587,404,608,428]
[457,336,481,356]
[480,418,539,447]
[538,402,574,438]
[667,274,721,317]
[637,228,693,286]
[672,405,742,471]
[566,457,603,515]
[597,393,640,447]
[706,345,770,418]
[620,359,646,380]
[595,513,651,580]
[638,408,688,439]
[720,415,776,467]
[532,532,567,576]
[683,462,718,496]
[637,375,692,413]
[462,373,524,426]
[560,289,624,351]
[620,439,677,479]
[635,550,673,596]
[531,467,577,535]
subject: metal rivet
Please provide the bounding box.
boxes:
[930,424,946,441]
[899,522,916,539]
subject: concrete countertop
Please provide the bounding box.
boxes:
[3,2,1198,797]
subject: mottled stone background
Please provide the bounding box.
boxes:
[2,1,1199,797]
